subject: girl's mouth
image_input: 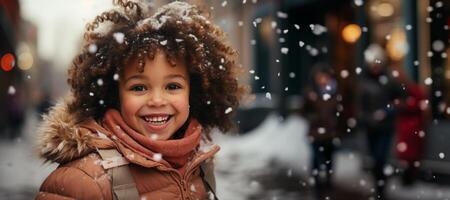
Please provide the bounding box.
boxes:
[141,114,173,131]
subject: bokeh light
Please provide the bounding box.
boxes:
[342,24,362,43]
[1,53,15,72]
[18,52,34,70]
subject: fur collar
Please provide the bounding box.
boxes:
[37,97,102,164]
[37,97,219,165]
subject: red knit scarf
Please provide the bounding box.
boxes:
[103,109,201,169]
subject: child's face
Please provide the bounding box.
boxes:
[119,51,190,140]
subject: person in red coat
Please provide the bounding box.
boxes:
[394,66,430,186]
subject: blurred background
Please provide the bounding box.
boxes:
[0,0,449,199]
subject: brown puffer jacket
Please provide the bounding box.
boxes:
[35,100,219,200]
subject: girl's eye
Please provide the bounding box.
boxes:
[166,83,181,90]
[130,85,146,92]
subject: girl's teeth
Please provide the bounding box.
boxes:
[144,116,169,123]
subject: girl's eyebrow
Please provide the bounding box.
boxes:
[124,74,147,83]
[165,74,187,81]
[124,74,187,83]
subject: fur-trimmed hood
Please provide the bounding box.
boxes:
[37,98,113,164]
[36,98,219,165]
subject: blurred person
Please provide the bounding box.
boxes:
[4,75,27,139]
[302,63,340,200]
[393,64,429,186]
[358,44,403,200]
[35,1,247,200]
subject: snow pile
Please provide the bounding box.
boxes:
[212,114,311,199]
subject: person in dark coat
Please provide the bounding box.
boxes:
[358,44,403,200]
[302,63,340,199]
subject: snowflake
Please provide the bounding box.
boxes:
[190,184,197,192]
[97,78,104,86]
[281,47,289,54]
[265,92,271,100]
[160,40,168,46]
[276,11,288,19]
[405,24,412,30]
[396,142,407,152]
[322,94,331,101]
[299,41,305,47]
[224,107,233,114]
[294,24,300,30]
[7,86,15,95]
[88,44,97,54]
[153,153,162,161]
[318,127,326,134]
[113,32,125,44]
[340,70,349,78]
[439,152,445,159]
[271,21,277,29]
[113,73,119,81]
[424,77,433,85]
[221,1,227,7]
[289,72,296,78]
[354,0,363,6]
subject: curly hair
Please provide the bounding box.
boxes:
[67,0,247,134]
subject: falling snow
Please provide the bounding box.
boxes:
[225,107,233,114]
[97,78,103,86]
[160,40,168,46]
[190,184,197,192]
[340,70,349,78]
[265,92,271,100]
[88,44,97,54]
[289,72,296,78]
[113,73,119,81]
[281,47,289,54]
[113,32,125,44]
[405,24,412,30]
[8,86,15,95]
[153,153,162,161]
[354,0,363,6]
[424,77,433,85]
[276,11,288,19]
[150,134,158,140]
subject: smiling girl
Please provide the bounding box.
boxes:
[36,1,246,200]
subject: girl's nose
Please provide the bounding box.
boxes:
[147,91,167,107]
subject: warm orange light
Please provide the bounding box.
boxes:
[386,28,408,61]
[342,24,362,43]
[1,53,15,72]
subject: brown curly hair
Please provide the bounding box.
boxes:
[67,0,247,134]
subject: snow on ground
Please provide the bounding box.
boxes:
[0,111,57,200]
[213,114,311,200]
[213,113,450,200]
